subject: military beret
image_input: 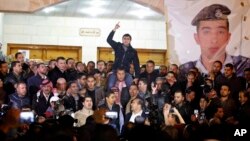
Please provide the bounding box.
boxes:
[191,4,231,26]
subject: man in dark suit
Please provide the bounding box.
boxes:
[239,68,250,91]
[63,81,83,112]
[48,56,67,87]
[139,60,159,90]
[0,61,8,82]
[27,63,47,103]
[124,97,147,124]
[85,75,105,110]
[4,61,25,95]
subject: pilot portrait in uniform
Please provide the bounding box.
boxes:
[179,4,250,77]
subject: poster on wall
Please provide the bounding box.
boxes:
[18,49,30,61]
[165,0,250,77]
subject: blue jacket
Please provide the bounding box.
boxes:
[9,92,30,109]
[27,74,45,97]
[107,31,140,78]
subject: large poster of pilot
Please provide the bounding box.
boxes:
[164,0,250,77]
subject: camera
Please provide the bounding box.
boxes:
[20,111,35,124]
[0,104,10,119]
[194,109,199,118]
[198,112,206,124]
[202,78,214,94]
[134,116,145,124]
[105,111,118,119]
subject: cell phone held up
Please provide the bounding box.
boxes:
[20,111,35,124]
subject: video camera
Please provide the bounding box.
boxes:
[105,111,118,119]
[201,78,214,94]
[0,104,10,120]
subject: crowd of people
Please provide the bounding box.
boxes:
[0,4,250,140]
[0,51,249,141]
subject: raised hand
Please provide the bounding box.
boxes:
[151,82,158,94]
[113,22,120,31]
[163,103,171,116]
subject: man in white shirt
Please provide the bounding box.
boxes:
[125,97,146,124]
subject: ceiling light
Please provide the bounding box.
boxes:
[80,7,106,17]
[43,7,56,13]
[128,8,154,19]
[89,0,108,7]
[133,3,148,9]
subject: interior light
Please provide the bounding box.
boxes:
[44,7,56,13]
[128,8,154,19]
[89,0,108,7]
[81,7,105,17]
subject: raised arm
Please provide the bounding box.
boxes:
[163,103,171,125]
[173,107,185,124]
[107,22,120,49]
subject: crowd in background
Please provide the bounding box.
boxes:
[0,52,250,141]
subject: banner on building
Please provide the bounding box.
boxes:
[165,0,250,76]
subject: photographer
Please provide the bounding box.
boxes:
[98,91,123,134]
[44,95,65,119]
[190,96,209,125]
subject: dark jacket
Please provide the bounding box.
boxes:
[139,70,159,89]
[8,92,30,109]
[124,111,147,125]
[86,87,105,110]
[4,72,25,95]
[32,91,53,116]
[107,31,140,78]
[120,87,131,111]
[174,102,193,124]
[237,101,250,126]
[99,102,121,133]
[215,73,242,101]
[48,66,67,87]
[66,69,78,81]
[0,72,8,82]
[27,74,45,98]
[63,94,83,112]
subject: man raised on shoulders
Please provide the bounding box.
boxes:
[107,22,140,90]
